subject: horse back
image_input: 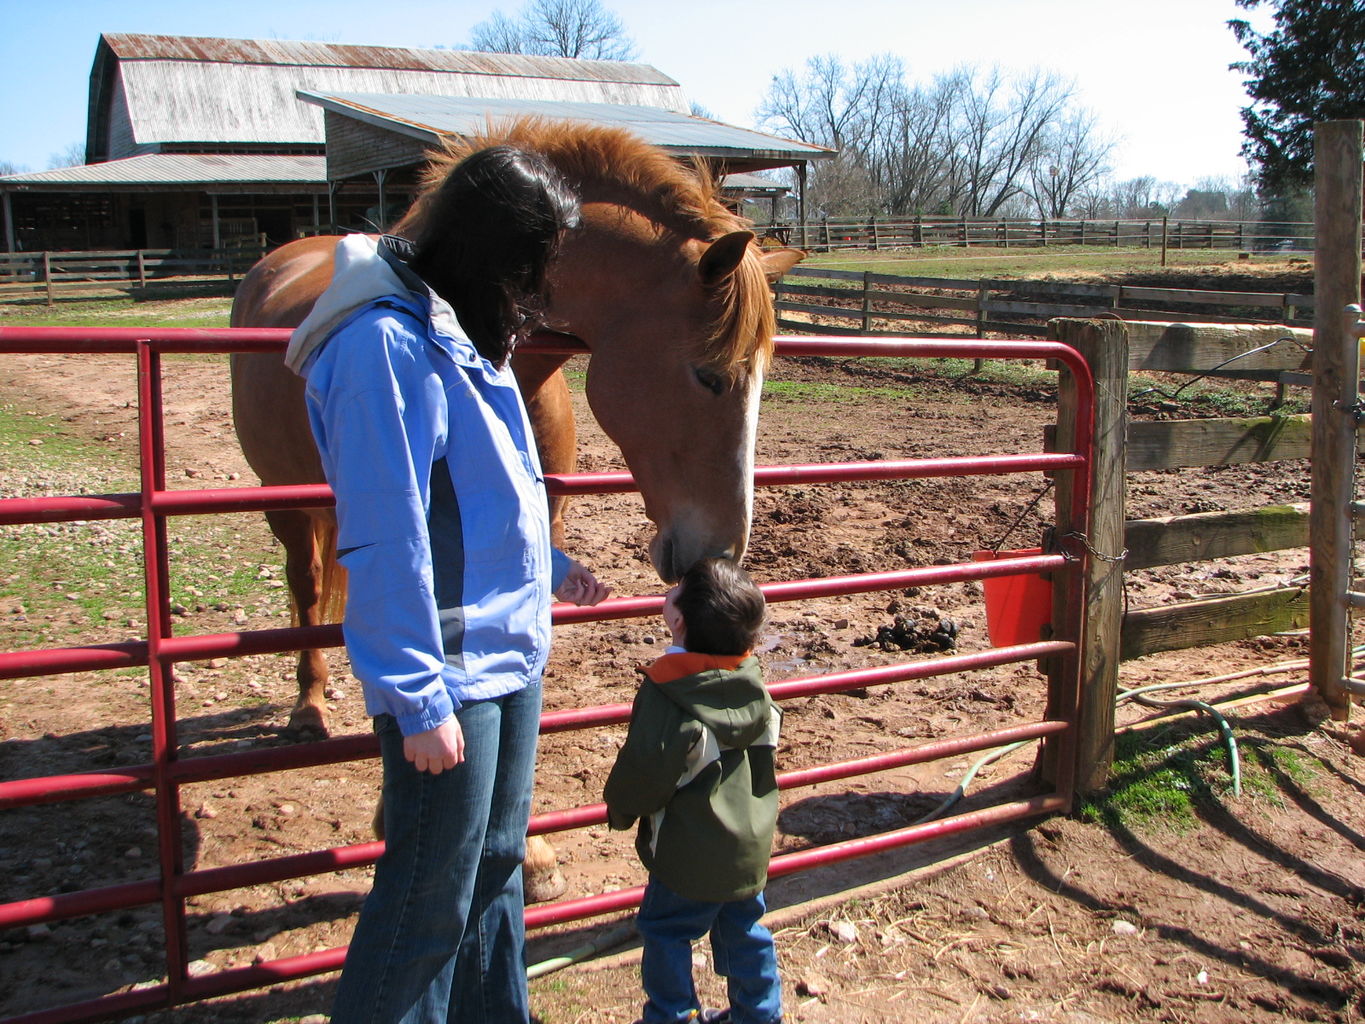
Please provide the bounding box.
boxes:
[229,236,341,489]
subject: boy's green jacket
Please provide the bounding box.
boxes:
[603,652,781,903]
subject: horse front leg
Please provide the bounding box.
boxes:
[265,507,332,737]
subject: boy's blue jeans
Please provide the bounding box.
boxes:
[330,681,542,1024]
[635,877,783,1024]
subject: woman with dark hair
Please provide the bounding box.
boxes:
[284,146,610,1023]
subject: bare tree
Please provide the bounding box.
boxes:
[0,160,24,177]
[1024,109,1115,217]
[953,67,1074,216]
[759,56,1109,220]
[467,0,638,60]
[47,143,85,170]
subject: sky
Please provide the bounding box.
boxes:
[0,0,1270,188]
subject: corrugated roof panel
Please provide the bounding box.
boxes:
[101,33,680,86]
[300,92,834,160]
[0,154,326,187]
[115,61,691,146]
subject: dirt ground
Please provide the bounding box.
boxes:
[4,260,1365,1023]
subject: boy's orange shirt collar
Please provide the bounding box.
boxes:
[643,651,750,684]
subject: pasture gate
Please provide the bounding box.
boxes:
[0,328,1099,1023]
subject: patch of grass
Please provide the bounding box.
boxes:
[796,245,1305,280]
[763,378,908,403]
[0,296,233,328]
[0,404,109,470]
[1080,717,1322,834]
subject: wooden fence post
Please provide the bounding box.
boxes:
[1040,219,1047,246]
[861,271,874,334]
[913,215,923,247]
[1047,318,1129,793]
[1160,216,1169,266]
[43,251,53,306]
[1309,119,1364,718]
[136,250,146,290]
[870,217,880,251]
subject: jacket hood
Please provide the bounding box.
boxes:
[643,654,771,749]
[284,234,430,375]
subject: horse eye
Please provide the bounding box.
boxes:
[694,367,726,395]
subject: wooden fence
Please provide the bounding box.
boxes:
[0,243,265,303]
[775,265,1316,338]
[1046,318,1314,790]
[761,215,1314,255]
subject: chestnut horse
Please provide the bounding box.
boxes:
[229,120,801,897]
[231,118,801,732]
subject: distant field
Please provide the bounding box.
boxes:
[795,244,1312,279]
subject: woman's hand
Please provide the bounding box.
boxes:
[404,717,465,774]
[555,559,612,606]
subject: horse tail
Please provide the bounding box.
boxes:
[314,514,347,625]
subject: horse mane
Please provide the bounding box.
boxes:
[394,117,775,375]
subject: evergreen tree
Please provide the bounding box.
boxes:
[1229,0,1365,193]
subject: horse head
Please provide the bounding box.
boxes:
[547,217,801,580]
[414,118,804,580]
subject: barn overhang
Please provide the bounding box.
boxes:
[296,91,834,183]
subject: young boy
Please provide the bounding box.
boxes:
[604,557,783,1024]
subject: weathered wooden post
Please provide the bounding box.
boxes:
[43,251,53,306]
[861,271,873,334]
[1047,318,1128,792]
[1309,119,1365,718]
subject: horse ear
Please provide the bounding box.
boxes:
[760,246,805,284]
[699,231,755,286]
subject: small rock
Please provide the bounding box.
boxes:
[1112,919,1139,936]
[124,847,142,859]
[796,974,828,999]
[186,958,215,977]
[26,923,51,940]
[195,802,218,820]
[204,914,234,935]
[828,920,858,944]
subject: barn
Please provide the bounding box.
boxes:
[0,33,831,254]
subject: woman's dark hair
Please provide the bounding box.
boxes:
[674,557,767,657]
[409,146,580,365]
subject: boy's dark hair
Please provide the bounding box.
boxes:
[674,558,766,656]
[409,146,580,366]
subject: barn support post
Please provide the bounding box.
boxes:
[210,195,221,251]
[1309,119,1364,718]
[1046,318,1128,793]
[1,191,14,253]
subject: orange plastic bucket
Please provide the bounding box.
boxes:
[971,548,1053,647]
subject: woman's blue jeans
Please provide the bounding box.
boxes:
[330,681,542,1024]
[635,878,783,1024]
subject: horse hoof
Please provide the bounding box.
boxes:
[524,867,568,905]
[285,705,330,738]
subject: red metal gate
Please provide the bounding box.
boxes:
[0,327,1094,1023]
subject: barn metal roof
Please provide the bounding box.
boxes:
[89,33,691,160]
[298,91,833,173]
[0,154,327,191]
[100,33,680,85]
